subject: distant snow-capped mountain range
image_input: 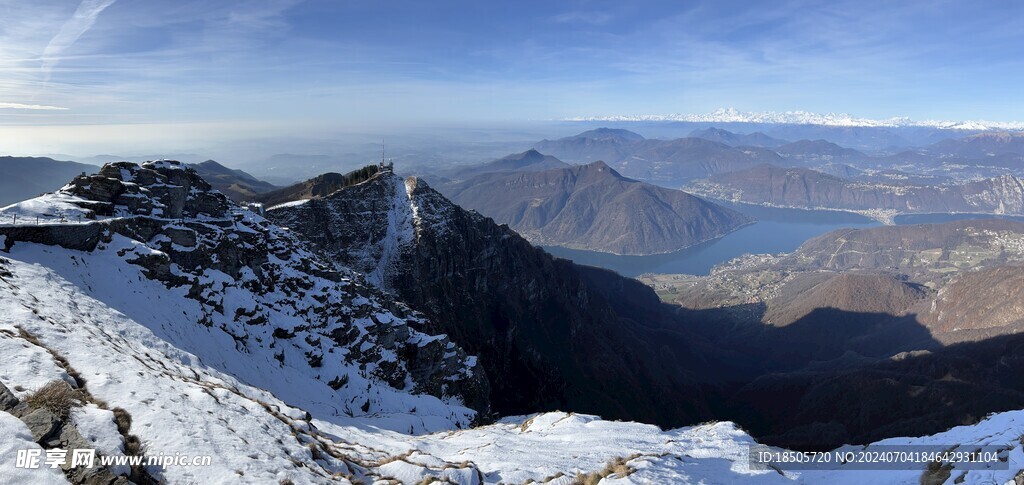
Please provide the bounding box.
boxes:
[566,107,1024,131]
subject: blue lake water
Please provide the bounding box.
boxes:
[546,204,1024,277]
[544,203,881,277]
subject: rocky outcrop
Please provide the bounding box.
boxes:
[0,381,17,411]
[0,161,488,418]
[64,160,229,219]
[0,223,104,252]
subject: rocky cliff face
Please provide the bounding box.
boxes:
[0,161,488,424]
[267,169,742,425]
[438,161,753,255]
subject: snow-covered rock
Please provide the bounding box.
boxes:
[0,161,487,430]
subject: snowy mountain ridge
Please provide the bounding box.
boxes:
[566,107,1024,131]
[0,160,487,430]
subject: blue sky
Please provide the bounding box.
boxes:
[2,0,1024,154]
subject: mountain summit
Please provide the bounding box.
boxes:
[440,160,753,255]
[451,149,570,179]
[533,128,645,163]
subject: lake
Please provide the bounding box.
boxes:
[544,202,881,277]
[546,205,1024,277]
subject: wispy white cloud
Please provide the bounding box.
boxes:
[226,0,302,29]
[40,0,117,81]
[0,102,68,110]
[552,10,612,26]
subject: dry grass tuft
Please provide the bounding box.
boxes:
[572,454,640,484]
[24,380,83,419]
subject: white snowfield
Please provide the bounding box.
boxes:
[0,191,96,225]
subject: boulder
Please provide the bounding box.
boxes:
[0,381,18,412]
[21,407,59,442]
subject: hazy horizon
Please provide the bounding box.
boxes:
[4,0,1024,158]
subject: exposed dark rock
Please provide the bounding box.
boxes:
[63,160,228,219]
[24,396,130,483]
[21,407,60,442]
[0,224,104,252]
[0,380,19,412]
